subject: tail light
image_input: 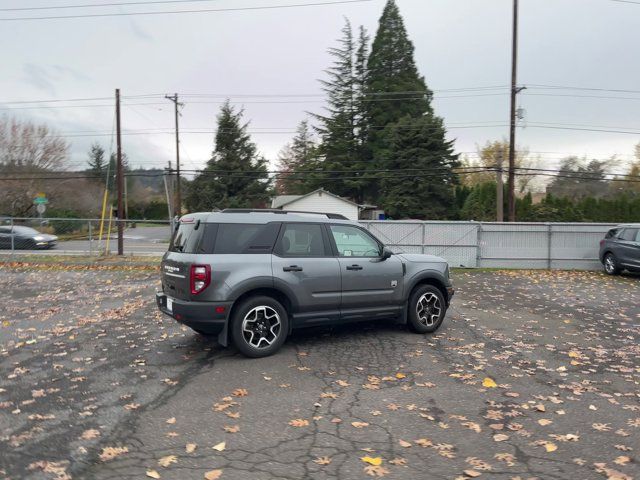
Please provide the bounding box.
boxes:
[190,264,211,295]
[599,239,605,247]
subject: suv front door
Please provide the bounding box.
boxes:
[328,224,404,320]
[618,228,640,269]
[272,223,341,325]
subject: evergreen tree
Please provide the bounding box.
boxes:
[365,0,432,155]
[364,0,458,218]
[275,120,320,195]
[185,101,270,211]
[459,181,497,221]
[380,115,458,219]
[87,142,107,181]
[313,20,370,203]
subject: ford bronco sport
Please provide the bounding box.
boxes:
[156,209,454,357]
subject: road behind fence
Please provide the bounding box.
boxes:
[0,217,614,270]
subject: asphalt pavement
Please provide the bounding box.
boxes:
[0,267,638,480]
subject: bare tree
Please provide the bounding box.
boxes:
[0,116,71,216]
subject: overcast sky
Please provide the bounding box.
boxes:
[1,0,639,174]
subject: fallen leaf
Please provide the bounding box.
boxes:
[464,470,482,478]
[158,455,177,467]
[351,421,369,428]
[398,439,412,448]
[614,456,630,466]
[544,442,558,453]
[482,378,497,388]
[232,388,248,397]
[204,469,223,480]
[493,434,509,442]
[223,425,239,433]
[186,443,197,453]
[364,465,389,477]
[313,456,332,465]
[81,429,100,440]
[289,419,309,427]
[146,470,161,479]
[361,456,383,466]
[166,417,176,424]
[212,441,226,452]
[99,446,128,462]
[395,373,406,379]
[538,419,553,426]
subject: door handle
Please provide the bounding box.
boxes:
[283,265,303,272]
[346,264,363,271]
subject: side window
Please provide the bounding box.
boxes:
[605,229,618,239]
[277,224,327,257]
[330,225,381,258]
[619,228,639,241]
[0,227,10,234]
[213,223,280,254]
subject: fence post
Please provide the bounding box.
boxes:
[88,221,93,256]
[421,222,426,254]
[10,217,15,259]
[547,223,552,270]
[476,222,482,268]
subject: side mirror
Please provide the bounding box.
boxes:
[381,246,393,260]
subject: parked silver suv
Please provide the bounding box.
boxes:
[156,209,454,357]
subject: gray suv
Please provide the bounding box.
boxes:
[156,209,454,357]
[600,224,640,275]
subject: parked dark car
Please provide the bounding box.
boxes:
[0,225,58,250]
[599,224,640,275]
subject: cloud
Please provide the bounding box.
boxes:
[23,64,56,96]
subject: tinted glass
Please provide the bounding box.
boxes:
[213,223,279,254]
[278,224,326,256]
[169,222,203,253]
[0,227,10,234]
[330,225,381,257]
[605,229,619,239]
[13,226,40,235]
[619,228,639,241]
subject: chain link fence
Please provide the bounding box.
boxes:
[0,217,172,258]
[0,217,615,270]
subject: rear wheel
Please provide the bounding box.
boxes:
[231,296,288,358]
[407,285,447,334]
[603,253,620,275]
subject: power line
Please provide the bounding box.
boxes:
[0,0,373,21]
[0,0,224,12]
[527,83,640,95]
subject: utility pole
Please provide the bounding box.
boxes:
[165,93,183,217]
[507,0,519,222]
[496,150,504,222]
[116,88,124,255]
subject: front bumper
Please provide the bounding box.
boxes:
[155,292,232,336]
[446,286,455,305]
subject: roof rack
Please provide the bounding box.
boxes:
[220,208,348,220]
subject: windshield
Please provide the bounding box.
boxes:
[13,226,40,235]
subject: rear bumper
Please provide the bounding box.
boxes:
[155,292,232,334]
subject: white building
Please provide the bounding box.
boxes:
[271,189,361,221]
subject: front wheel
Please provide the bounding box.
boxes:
[603,253,620,275]
[231,296,289,358]
[408,285,447,334]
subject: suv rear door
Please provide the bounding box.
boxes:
[162,219,215,299]
[327,224,404,320]
[271,222,341,325]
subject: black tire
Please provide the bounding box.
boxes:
[603,253,620,275]
[231,296,289,358]
[407,285,447,334]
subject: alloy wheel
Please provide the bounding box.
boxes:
[416,292,442,327]
[241,306,281,349]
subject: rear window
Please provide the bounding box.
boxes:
[605,229,619,239]
[170,222,280,254]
